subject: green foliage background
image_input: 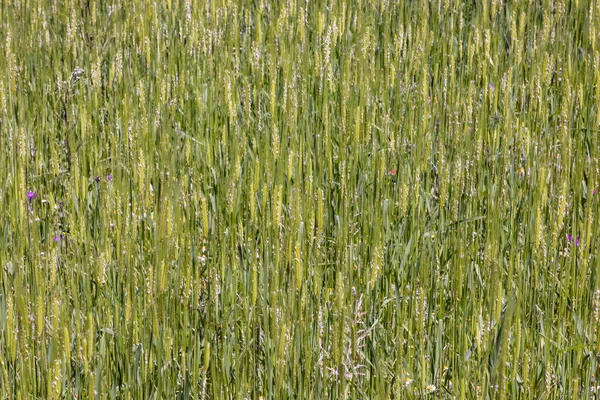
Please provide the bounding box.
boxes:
[1,0,600,398]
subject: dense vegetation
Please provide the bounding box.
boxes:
[1,0,600,398]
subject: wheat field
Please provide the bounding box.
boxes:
[1,0,600,398]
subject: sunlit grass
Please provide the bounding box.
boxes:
[1,0,600,398]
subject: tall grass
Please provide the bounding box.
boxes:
[1,0,599,398]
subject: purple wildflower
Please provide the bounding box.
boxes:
[594,189,597,195]
[488,83,495,91]
[53,233,64,242]
[27,191,37,201]
[567,235,581,246]
[106,174,113,182]
[94,176,101,183]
